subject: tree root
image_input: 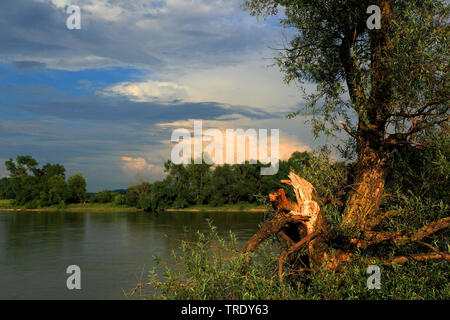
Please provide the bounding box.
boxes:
[244,172,449,280]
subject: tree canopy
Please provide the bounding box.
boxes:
[1,155,87,208]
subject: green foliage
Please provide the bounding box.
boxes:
[142,224,449,300]
[146,222,299,300]
[243,0,449,144]
[130,151,350,213]
[66,174,87,204]
[0,156,89,208]
[124,188,138,207]
[47,175,67,205]
[114,194,126,206]
[137,194,153,212]
[141,135,449,300]
[385,134,450,205]
[89,190,117,203]
[306,255,449,300]
[0,178,14,200]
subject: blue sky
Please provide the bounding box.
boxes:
[0,0,333,191]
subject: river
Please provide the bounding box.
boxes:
[0,211,265,299]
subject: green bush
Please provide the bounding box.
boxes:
[90,190,116,203]
[114,194,126,206]
[137,222,449,300]
[138,194,153,212]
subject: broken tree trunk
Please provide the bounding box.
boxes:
[243,172,329,276]
[244,171,449,280]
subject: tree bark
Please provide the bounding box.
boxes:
[340,144,387,235]
[340,0,394,236]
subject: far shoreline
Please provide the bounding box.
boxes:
[164,208,267,213]
[0,202,268,213]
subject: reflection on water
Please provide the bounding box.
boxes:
[0,211,264,299]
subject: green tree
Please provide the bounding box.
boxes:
[185,160,212,205]
[208,164,235,205]
[114,194,126,206]
[90,190,116,203]
[243,0,449,234]
[241,0,449,272]
[4,156,40,205]
[47,175,67,205]
[5,155,39,178]
[124,188,138,207]
[0,177,14,199]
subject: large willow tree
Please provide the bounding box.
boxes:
[243,0,449,270]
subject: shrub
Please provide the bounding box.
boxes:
[114,194,126,206]
[133,222,449,300]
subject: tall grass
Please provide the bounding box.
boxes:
[131,220,449,300]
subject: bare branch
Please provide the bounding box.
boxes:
[365,217,450,246]
[278,229,322,280]
[416,240,450,261]
[369,252,450,265]
[338,121,358,139]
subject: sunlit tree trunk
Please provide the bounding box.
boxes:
[341,143,387,235]
[341,0,393,236]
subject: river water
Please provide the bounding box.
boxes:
[0,211,265,299]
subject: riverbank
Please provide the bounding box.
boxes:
[0,200,268,213]
[165,203,268,212]
[0,200,142,213]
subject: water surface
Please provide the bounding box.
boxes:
[0,211,265,299]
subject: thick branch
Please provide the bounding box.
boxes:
[369,252,450,265]
[243,213,308,253]
[278,231,296,247]
[365,217,450,246]
[416,240,450,261]
[366,210,398,230]
[278,229,322,280]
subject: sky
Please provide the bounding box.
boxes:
[0,0,336,191]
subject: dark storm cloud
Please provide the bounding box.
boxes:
[13,61,47,70]
[0,0,273,70]
[0,0,295,190]
[0,0,163,69]
[4,87,272,124]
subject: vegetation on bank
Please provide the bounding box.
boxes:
[0,199,142,213]
[0,156,88,209]
[129,0,450,300]
[135,222,448,300]
[165,202,267,212]
[132,133,449,300]
[0,151,333,213]
[122,151,340,213]
[0,199,265,213]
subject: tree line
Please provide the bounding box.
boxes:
[0,151,350,212]
[121,150,350,212]
[0,155,87,208]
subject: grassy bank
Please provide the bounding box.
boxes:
[0,200,142,213]
[165,203,268,212]
[0,199,267,213]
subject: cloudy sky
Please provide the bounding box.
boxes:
[0,0,335,191]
